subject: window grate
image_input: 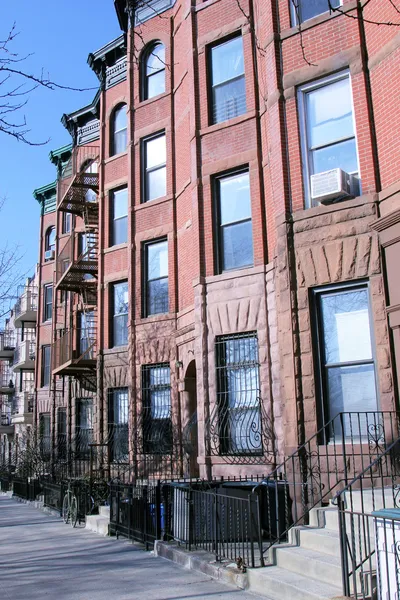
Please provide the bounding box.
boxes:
[141,363,172,455]
[206,332,275,464]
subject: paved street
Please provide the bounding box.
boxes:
[0,496,260,600]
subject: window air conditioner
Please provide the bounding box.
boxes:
[44,249,55,261]
[310,168,357,205]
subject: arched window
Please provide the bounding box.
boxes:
[111,104,127,156]
[44,226,56,261]
[143,42,165,101]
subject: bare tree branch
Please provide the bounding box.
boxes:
[0,22,97,145]
[0,196,29,321]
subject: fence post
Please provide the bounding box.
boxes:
[213,490,218,562]
[248,494,256,568]
[255,492,265,567]
[143,486,149,550]
[155,480,161,540]
[188,487,193,551]
[337,495,350,597]
[340,413,348,486]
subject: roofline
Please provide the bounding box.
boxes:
[48,143,73,164]
[33,181,57,203]
[88,34,126,65]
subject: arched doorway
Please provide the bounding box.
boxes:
[182,360,199,478]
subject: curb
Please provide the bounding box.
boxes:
[0,492,61,518]
[154,541,249,589]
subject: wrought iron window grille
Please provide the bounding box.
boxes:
[141,363,172,456]
[206,332,274,464]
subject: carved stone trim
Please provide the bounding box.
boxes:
[106,57,127,90]
[77,119,100,146]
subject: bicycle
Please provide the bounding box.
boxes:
[62,481,78,528]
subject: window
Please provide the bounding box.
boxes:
[43,284,53,322]
[45,226,56,260]
[143,42,166,100]
[142,132,166,202]
[111,187,128,246]
[76,398,93,457]
[291,0,341,24]
[142,364,172,454]
[62,212,71,234]
[210,35,246,125]
[112,282,128,347]
[299,72,359,206]
[57,408,67,459]
[41,345,51,387]
[144,239,168,316]
[215,170,253,272]
[108,388,129,461]
[78,311,95,358]
[39,413,51,460]
[111,104,127,156]
[216,333,262,455]
[313,283,378,441]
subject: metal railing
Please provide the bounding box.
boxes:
[0,413,12,426]
[53,328,96,372]
[13,339,35,366]
[335,437,400,598]
[0,330,15,351]
[12,478,42,501]
[57,145,99,212]
[11,393,34,415]
[254,411,400,565]
[55,232,98,287]
[14,288,38,318]
[0,375,15,390]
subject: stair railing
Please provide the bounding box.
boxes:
[253,411,399,565]
[334,436,400,598]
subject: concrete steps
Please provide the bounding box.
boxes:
[247,506,343,599]
[85,505,110,536]
[247,564,342,600]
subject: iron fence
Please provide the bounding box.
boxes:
[42,480,65,513]
[253,410,400,566]
[0,474,12,492]
[12,477,42,501]
[335,436,400,598]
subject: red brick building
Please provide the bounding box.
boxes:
[29,0,400,483]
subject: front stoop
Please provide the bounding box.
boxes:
[154,541,249,590]
[85,505,110,536]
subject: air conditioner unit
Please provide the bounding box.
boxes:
[44,249,55,261]
[310,168,357,205]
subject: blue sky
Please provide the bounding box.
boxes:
[0,1,121,282]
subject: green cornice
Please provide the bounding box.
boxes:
[33,181,57,215]
[33,181,57,202]
[49,143,72,166]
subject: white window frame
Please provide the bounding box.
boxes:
[298,70,360,208]
[290,0,342,26]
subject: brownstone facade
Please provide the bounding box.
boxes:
[28,0,399,483]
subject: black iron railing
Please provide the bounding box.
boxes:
[335,437,400,598]
[13,477,42,501]
[254,411,400,565]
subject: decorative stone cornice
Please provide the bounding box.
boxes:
[106,56,127,89]
[87,34,127,86]
[61,91,100,145]
[33,181,57,215]
[115,0,177,30]
[370,209,400,233]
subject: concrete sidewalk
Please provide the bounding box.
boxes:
[0,496,261,600]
